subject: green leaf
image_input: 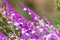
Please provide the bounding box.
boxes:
[56,3,60,12]
[52,17,60,24]
[56,24,60,31]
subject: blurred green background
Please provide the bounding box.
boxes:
[1,0,60,24]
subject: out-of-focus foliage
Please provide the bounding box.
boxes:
[51,0,60,31]
[52,17,60,31]
[56,0,60,12]
[57,3,60,12]
[24,2,34,9]
[56,24,60,31]
[0,12,20,39]
[52,17,60,24]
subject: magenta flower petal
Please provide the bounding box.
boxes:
[0,32,8,40]
[20,3,51,34]
[1,0,60,40]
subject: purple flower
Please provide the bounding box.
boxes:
[0,32,8,40]
[20,3,60,40]
[1,0,60,40]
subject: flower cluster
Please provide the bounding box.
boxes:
[0,32,8,40]
[0,0,60,40]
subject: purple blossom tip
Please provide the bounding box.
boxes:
[0,32,8,40]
